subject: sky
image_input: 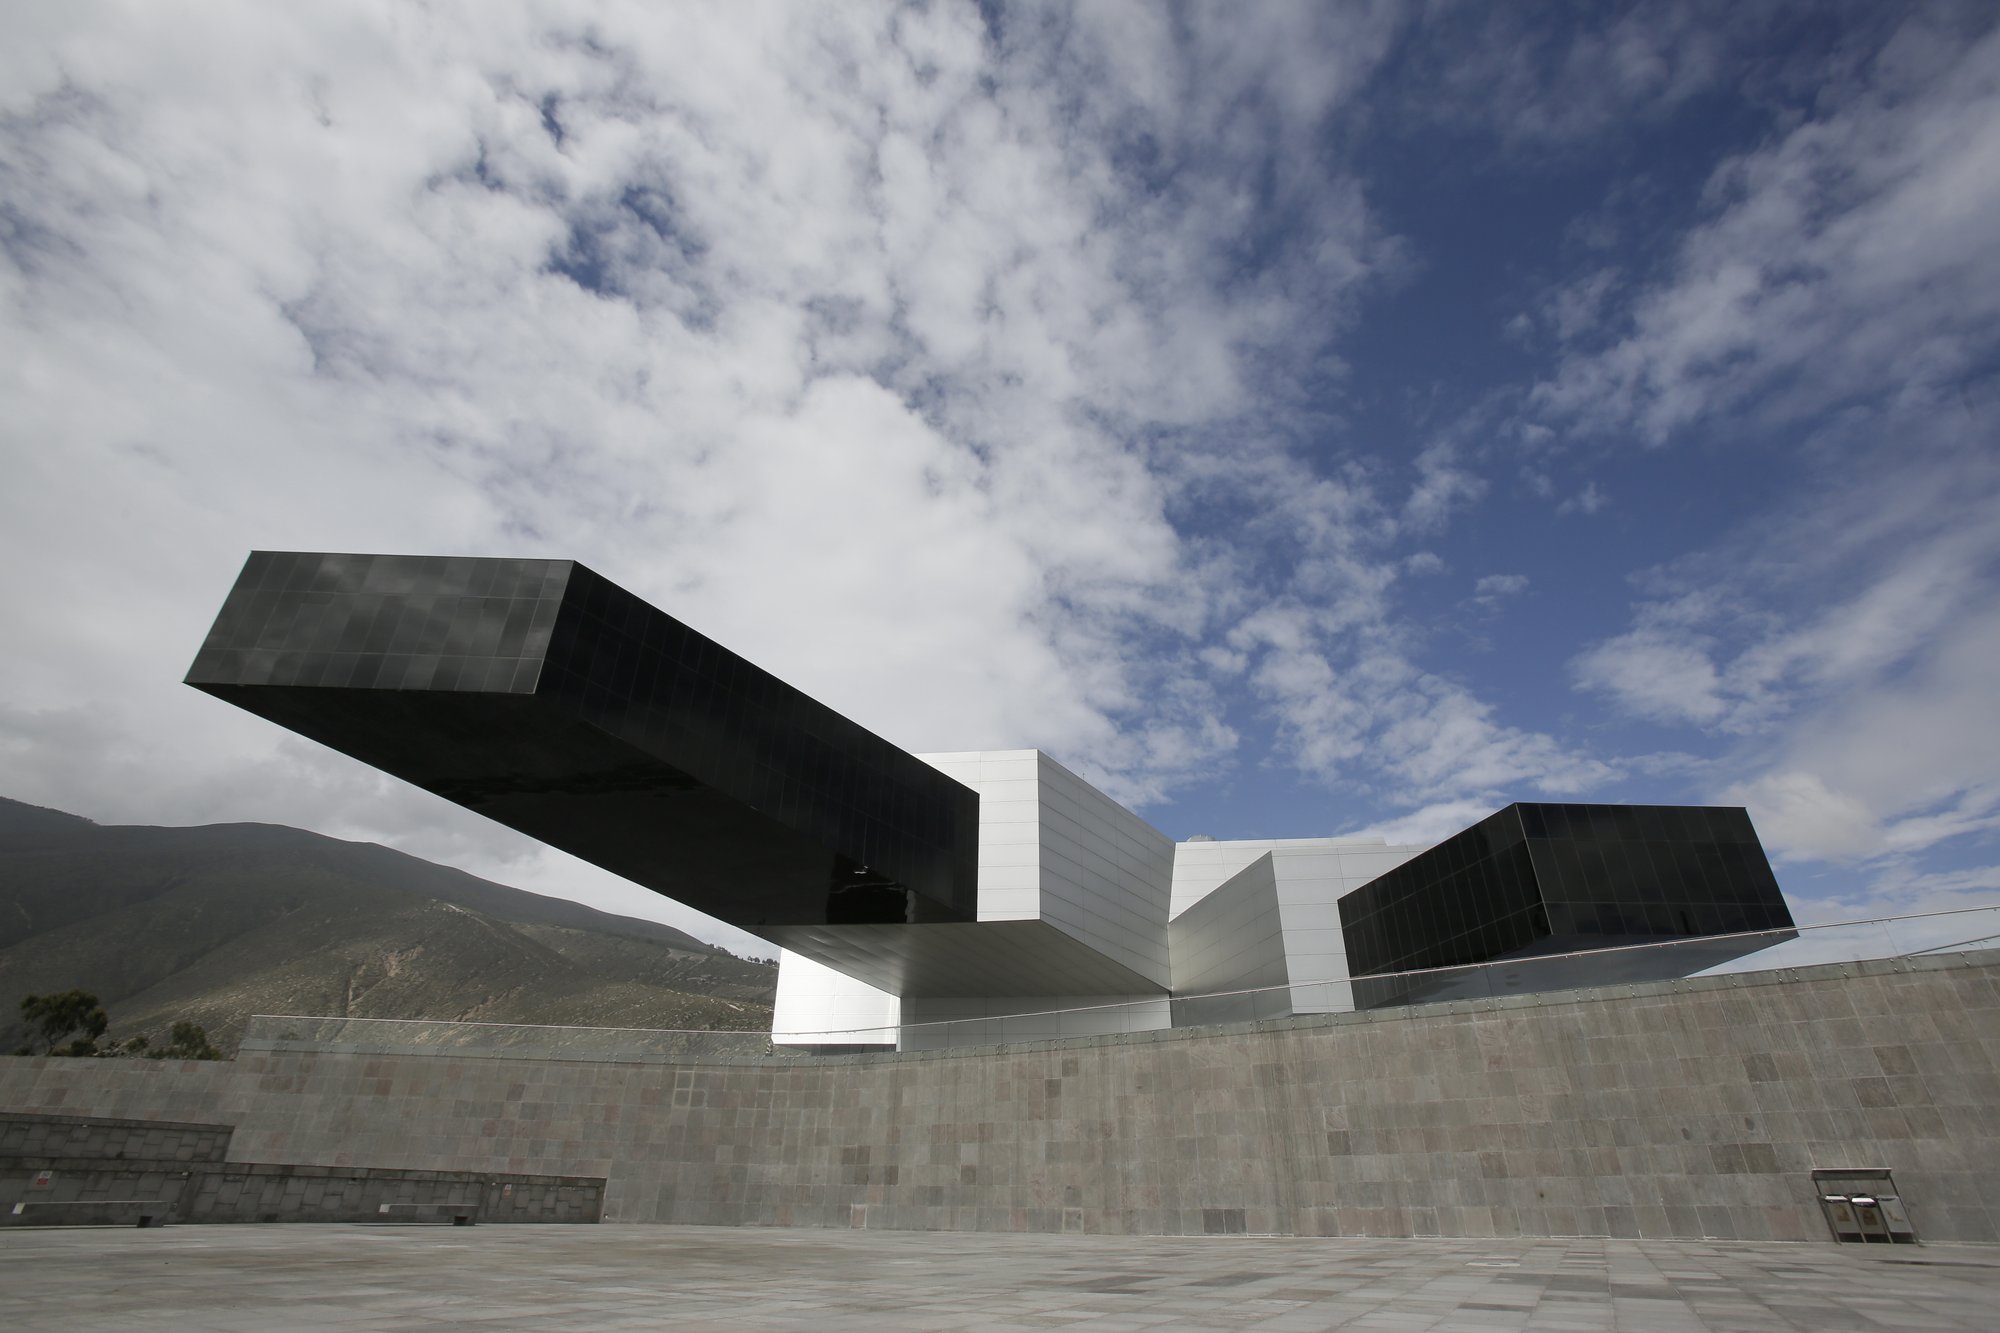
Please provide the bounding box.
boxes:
[4,1,1998,959]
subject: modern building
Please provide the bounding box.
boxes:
[188,552,1796,1051]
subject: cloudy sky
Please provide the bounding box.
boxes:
[4,1,1997,956]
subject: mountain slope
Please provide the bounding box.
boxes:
[0,797,775,1052]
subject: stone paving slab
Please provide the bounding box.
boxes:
[0,1226,1996,1331]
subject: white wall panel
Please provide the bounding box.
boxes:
[771,949,899,1046]
[1170,835,1430,1016]
[919,749,1175,990]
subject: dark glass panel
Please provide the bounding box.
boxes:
[1572,841,1606,898]
[267,550,301,590]
[188,552,981,936]
[386,603,424,654]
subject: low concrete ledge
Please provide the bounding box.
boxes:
[6,1198,171,1227]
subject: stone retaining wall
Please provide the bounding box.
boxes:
[2,952,1994,1242]
[0,1111,232,1164]
[180,1162,602,1224]
[0,1110,602,1225]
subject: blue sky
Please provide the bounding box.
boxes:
[3,2,1997,953]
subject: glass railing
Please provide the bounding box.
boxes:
[892,903,2000,1048]
[243,903,1999,1058]
[237,1014,806,1062]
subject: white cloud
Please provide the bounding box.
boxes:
[1531,13,2000,441]
[1573,626,1729,727]
[1575,449,2000,738]
[0,2,1418,940]
[1717,771,1881,862]
[1343,798,1499,848]
[1847,865,2000,922]
[1233,594,1614,811]
[1371,670,1615,802]
[1472,573,1529,604]
[1734,604,2000,857]
[1557,481,1607,515]
[1580,465,2000,877]
[1397,2,1762,150]
[11,4,1985,952]
[1542,267,1622,342]
[1530,11,2000,893]
[1401,443,1487,534]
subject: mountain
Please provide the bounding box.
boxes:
[0,797,776,1053]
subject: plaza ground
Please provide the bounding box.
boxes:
[2,1224,1996,1331]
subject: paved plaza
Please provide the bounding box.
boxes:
[2,1225,1997,1331]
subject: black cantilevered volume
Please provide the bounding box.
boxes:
[185,552,980,937]
[1337,802,1796,1008]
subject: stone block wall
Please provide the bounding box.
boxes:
[1,952,1994,1243]
[0,1111,231,1164]
[1,1111,226,1227]
[0,1108,602,1226]
[181,1164,601,1224]
[2,1163,191,1226]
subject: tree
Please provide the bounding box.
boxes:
[14,994,224,1060]
[154,1021,222,1061]
[17,990,109,1056]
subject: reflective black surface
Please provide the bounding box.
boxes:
[1339,802,1795,1009]
[1521,803,1789,942]
[185,551,565,695]
[187,553,980,935]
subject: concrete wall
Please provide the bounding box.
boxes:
[2,952,1995,1243]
